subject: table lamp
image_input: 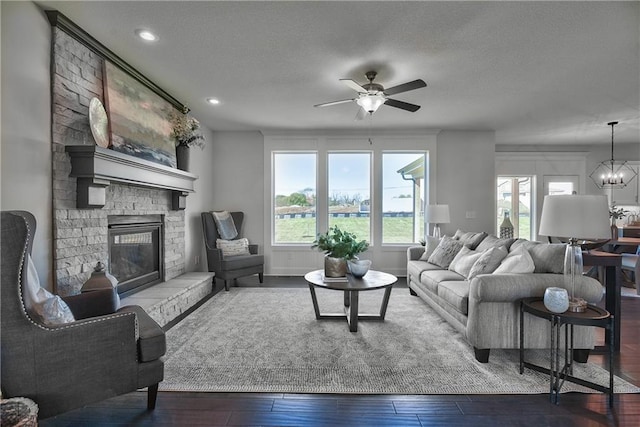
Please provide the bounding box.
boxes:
[538,195,611,312]
[426,204,450,239]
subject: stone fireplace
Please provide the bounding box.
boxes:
[50,23,190,296]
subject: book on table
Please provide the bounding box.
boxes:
[322,274,349,283]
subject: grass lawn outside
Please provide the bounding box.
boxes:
[274,216,424,244]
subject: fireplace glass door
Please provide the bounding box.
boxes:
[108,215,163,296]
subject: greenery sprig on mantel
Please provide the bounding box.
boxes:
[169,110,206,149]
[311,225,369,260]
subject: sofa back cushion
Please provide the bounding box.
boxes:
[427,236,464,269]
[510,240,566,274]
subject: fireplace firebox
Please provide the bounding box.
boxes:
[108,215,164,296]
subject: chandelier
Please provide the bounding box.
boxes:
[589,121,637,189]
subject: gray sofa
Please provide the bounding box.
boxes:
[407,230,603,363]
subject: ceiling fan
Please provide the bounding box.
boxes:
[314,71,427,120]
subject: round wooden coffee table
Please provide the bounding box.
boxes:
[304,269,397,332]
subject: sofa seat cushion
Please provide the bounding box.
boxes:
[117,305,166,362]
[408,260,441,280]
[437,280,470,315]
[220,254,264,270]
[420,269,466,293]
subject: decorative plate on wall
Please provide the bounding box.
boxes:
[89,97,109,148]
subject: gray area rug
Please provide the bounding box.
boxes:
[161,287,640,395]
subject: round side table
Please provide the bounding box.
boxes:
[519,297,614,406]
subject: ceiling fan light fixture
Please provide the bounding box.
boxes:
[356,93,386,113]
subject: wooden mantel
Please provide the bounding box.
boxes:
[65,145,197,209]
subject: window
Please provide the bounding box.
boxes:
[497,176,534,240]
[543,175,579,196]
[327,152,371,241]
[273,152,316,244]
[267,136,433,249]
[383,152,426,243]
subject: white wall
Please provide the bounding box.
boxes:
[183,124,217,272]
[0,2,53,287]
[208,131,265,249]
[436,131,496,237]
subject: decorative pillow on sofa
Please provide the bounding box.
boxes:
[475,234,516,252]
[427,236,464,269]
[493,245,535,274]
[452,230,488,250]
[510,240,566,274]
[419,235,441,261]
[448,246,483,278]
[217,238,250,257]
[467,246,509,279]
[212,210,238,240]
[23,254,75,326]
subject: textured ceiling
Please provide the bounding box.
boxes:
[37,1,640,146]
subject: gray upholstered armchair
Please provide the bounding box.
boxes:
[1,211,165,419]
[201,211,264,290]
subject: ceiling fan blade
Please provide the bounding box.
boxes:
[314,98,354,108]
[355,107,367,121]
[384,98,421,112]
[340,79,368,93]
[383,79,427,96]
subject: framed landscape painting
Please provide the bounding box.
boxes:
[103,61,177,168]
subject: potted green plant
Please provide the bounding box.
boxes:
[312,225,369,277]
[169,110,206,171]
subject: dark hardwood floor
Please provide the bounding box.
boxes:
[41,277,640,426]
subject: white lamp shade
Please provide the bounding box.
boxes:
[538,195,611,240]
[426,204,450,224]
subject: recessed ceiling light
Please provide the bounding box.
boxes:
[206,98,220,105]
[135,29,158,42]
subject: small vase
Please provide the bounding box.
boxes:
[176,145,190,171]
[324,255,347,277]
[543,287,569,313]
[611,224,619,240]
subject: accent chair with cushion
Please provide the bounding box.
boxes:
[1,210,165,419]
[201,211,264,291]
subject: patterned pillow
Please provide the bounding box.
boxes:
[493,245,535,274]
[467,246,509,279]
[448,246,483,278]
[452,230,488,250]
[23,254,75,325]
[475,235,516,252]
[217,238,250,257]
[419,235,441,261]
[212,210,238,240]
[427,236,464,269]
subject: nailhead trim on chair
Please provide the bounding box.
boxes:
[13,212,140,339]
